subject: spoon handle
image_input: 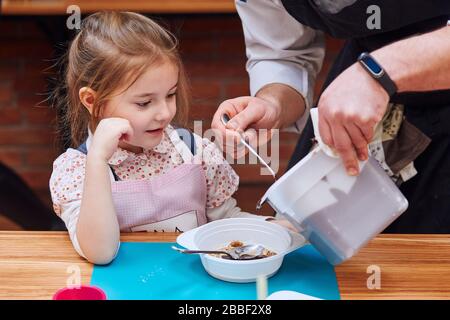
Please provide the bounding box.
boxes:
[238,135,276,178]
[221,113,276,179]
[171,246,233,258]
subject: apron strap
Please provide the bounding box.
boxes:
[170,128,199,164]
[174,128,196,155]
[76,142,120,181]
[77,142,88,155]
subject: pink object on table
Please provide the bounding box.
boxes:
[53,285,107,300]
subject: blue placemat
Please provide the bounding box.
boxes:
[91,242,340,300]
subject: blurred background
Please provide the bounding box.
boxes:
[0,0,343,230]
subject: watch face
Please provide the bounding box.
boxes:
[360,54,383,77]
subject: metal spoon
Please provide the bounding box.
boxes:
[171,244,267,260]
[221,113,276,179]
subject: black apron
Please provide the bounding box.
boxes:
[280,0,450,233]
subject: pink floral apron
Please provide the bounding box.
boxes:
[78,129,208,233]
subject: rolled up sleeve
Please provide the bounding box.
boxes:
[236,0,326,133]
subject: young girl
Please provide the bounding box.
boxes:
[49,11,290,265]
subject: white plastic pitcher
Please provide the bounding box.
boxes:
[258,146,408,265]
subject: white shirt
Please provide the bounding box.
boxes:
[235,0,326,133]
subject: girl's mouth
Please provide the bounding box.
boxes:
[145,128,163,135]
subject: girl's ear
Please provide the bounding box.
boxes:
[79,87,97,115]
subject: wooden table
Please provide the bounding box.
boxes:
[1,231,450,300]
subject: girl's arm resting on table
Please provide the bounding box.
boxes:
[76,154,120,265]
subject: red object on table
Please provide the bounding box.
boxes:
[53,285,107,300]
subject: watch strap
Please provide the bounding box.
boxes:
[358,52,398,97]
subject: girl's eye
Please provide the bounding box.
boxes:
[167,92,177,99]
[136,100,152,107]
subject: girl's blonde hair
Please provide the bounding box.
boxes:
[51,11,190,148]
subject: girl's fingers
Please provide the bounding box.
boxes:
[119,133,129,142]
[116,120,134,143]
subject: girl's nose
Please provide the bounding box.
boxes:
[154,102,172,122]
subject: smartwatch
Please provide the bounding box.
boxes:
[357,52,398,97]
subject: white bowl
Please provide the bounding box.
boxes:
[176,218,306,283]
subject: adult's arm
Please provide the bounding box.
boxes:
[318,24,450,176]
[212,0,325,145]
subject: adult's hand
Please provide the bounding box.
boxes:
[317,62,389,176]
[211,96,281,158]
[212,83,306,158]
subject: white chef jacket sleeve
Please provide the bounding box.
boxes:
[236,0,326,133]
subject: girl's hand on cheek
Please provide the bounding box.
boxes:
[90,118,134,162]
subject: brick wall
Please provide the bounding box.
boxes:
[0,13,343,228]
